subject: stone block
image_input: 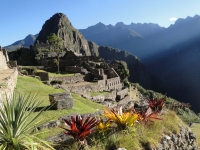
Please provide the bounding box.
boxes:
[35,72,49,81]
[49,92,74,109]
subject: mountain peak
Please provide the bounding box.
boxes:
[115,22,125,27]
[174,14,200,26]
[35,13,97,56]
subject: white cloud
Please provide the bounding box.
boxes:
[169,17,178,21]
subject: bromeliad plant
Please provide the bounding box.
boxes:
[0,93,54,150]
[136,108,162,128]
[147,96,166,113]
[96,119,112,133]
[103,106,139,130]
[59,115,99,145]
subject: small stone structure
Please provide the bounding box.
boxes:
[116,88,128,100]
[35,72,49,81]
[49,92,74,109]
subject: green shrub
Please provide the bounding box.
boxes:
[0,93,54,150]
[21,69,28,75]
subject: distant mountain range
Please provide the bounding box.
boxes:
[4,14,200,112]
[4,34,38,51]
[79,15,200,112]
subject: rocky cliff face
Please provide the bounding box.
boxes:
[35,13,97,56]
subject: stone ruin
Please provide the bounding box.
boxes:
[49,92,74,110]
[29,41,129,106]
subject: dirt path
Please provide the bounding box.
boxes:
[0,69,14,84]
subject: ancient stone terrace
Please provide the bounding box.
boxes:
[0,46,18,100]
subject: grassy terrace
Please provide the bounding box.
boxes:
[15,75,104,124]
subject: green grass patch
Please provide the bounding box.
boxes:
[90,91,110,96]
[15,75,104,124]
[48,72,74,77]
[191,123,200,145]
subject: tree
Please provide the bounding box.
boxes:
[111,60,130,87]
[47,33,63,73]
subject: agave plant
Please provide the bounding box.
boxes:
[147,96,166,113]
[0,93,54,150]
[136,108,162,128]
[59,115,99,143]
[96,119,112,133]
[103,106,139,130]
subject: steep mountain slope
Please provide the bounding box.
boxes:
[35,13,97,56]
[80,15,200,112]
[79,22,164,59]
[150,37,200,112]
[4,34,38,51]
[98,46,166,93]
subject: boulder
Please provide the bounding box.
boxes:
[49,92,74,109]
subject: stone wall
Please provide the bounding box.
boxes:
[61,84,104,95]
[155,126,199,150]
[116,88,128,100]
[65,66,87,74]
[106,77,122,90]
[0,68,18,101]
[49,74,84,84]
[8,61,17,68]
[35,72,49,81]
[0,49,8,70]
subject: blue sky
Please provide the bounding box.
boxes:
[1,0,200,47]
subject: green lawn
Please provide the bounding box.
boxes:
[90,91,110,96]
[15,75,104,124]
[37,69,74,77]
[48,72,74,77]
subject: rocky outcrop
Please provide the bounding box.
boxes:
[88,41,99,56]
[35,13,97,56]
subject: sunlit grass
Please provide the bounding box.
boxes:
[191,123,200,145]
[90,91,110,96]
[48,72,74,77]
[15,75,104,124]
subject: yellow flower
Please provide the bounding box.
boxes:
[96,119,112,133]
[103,106,139,130]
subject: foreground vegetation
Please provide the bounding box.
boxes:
[9,75,199,149]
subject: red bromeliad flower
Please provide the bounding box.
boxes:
[136,108,162,128]
[59,115,99,141]
[147,96,166,113]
